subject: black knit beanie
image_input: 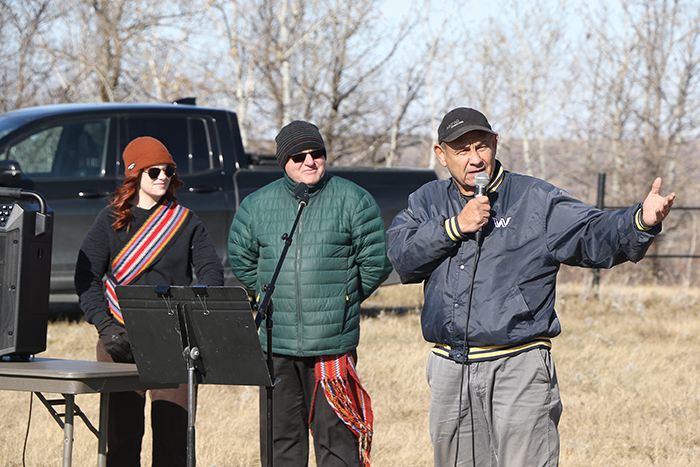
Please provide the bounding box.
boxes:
[275,120,326,167]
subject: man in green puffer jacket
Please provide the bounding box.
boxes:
[228,120,392,467]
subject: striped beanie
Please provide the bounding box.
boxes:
[275,120,325,167]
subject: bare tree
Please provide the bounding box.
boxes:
[242,0,415,162]
[45,0,193,103]
[575,0,700,204]
[627,0,700,185]
[318,0,407,160]
[243,0,330,131]
[0,0,55,111]
[569,0,700,285]
[419,0,455,170]
[475,0,571,179]
[199,0,261,147]
[571,2,640,201]
[385,63,423,167]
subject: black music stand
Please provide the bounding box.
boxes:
[116,285,271,467]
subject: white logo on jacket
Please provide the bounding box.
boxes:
[493,217,512,228]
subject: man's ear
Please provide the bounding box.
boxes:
[434,143,448,168]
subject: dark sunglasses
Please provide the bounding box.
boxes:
[146,166,176,179]
[290,149,326,164]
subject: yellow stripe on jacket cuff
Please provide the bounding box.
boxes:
[635,207,652,231]
[445,216,464,242]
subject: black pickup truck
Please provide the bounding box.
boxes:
[0,102,437,299]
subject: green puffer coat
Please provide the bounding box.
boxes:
[228,173,393,357]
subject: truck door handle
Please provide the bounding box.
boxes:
[188,185,220,194]
[78,190,111,198]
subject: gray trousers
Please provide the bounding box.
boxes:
[426,348,562,467]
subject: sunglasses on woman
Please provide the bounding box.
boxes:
[290,149,326,164]
[146,166,176,179]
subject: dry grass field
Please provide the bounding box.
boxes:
[1,282,699,466]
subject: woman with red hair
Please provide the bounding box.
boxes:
[75,136,223,467]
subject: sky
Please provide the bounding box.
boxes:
[380,0,598,40]
[381,0,497,23]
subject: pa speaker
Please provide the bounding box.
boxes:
[0,199,53,359]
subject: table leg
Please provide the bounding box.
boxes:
[98,393,109,467]
[63,394,75,467]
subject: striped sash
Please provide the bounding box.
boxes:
[312,353,373,467]
[105,201,190,323]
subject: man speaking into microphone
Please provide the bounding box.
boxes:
[386,107,675,467]
[228,120,392,467]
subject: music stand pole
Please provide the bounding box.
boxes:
[175,301,199,467]
[185,345,199,467]
[255,183,309,467]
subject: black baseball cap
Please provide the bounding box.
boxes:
[437,107,496,144]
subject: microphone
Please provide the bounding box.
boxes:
[474,172,490,243]
[474,172,489,198]
[294,182,309,206]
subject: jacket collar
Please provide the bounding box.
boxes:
[282,172,330,197]
[487,160,505,193]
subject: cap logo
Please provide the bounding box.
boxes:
[128,162,136,171]
[446,119,464,130]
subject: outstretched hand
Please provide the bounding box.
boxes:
[642,177,675,227]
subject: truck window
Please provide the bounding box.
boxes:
[126,116,214,174]
[0,119,109,178]
[188,117,213,173]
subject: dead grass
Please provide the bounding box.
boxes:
[555,284,700,466]
[1,283,698,466]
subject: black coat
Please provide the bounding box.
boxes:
[75,199,224,326]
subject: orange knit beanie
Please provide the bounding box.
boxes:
[122,137,176,177]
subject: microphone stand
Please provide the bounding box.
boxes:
[254,183,309,467]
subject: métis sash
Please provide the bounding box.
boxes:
[104,201,190,323]
[312,353,373,467]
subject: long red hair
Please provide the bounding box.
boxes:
[108,171,184,232]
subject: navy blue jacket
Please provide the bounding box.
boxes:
[386,162,659,357]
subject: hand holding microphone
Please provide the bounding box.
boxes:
[456,172,491,241]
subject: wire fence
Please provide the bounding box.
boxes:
[585,173,699,288]
[595,172,700,259]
